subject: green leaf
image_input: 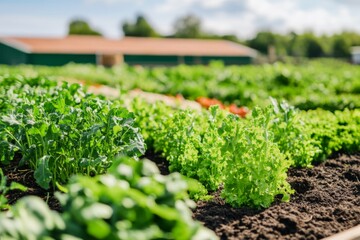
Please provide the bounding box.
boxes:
[2,114,20,126]
[81,203,113,220]
[9,182,27,192]
[55,182,68,193]
[87,219,111,239]
[113,125,122,135]
[34,155,52,190]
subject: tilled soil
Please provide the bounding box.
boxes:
[2,153,359,239]
[193,153,360,240]
[1,156,61,211]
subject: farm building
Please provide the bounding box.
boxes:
[0,36,257,66]
[351,46,360,64]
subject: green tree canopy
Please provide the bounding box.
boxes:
[247,31,289,56]
[172,14,203,38]
[246,30,360,59]
[122,15,159,37]
[247,31,276,54]
[333,37,351,58]
[304,34,324,58]
[68,19,102,36]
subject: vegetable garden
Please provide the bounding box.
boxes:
[0,60,359,239]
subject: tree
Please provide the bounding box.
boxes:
[247,31,289,56]
[305,37,324,58]
[220,34,240,42]
[332,37,351,58]
[172,14,202,38]
[68,19,102,36]
[288,32,304,57]
[247,31,276,54]
[122,15,159,37]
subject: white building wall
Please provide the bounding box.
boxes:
[352,53,360,64]
[351,47,360,64]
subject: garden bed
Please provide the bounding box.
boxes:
[1,73,359,239]
[194,153,360,240]
[3,152,359,240]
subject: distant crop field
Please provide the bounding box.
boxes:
[1,59,359,111]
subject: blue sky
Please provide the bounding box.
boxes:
[0,0,359,39]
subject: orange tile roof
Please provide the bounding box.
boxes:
[119,37,256,56]
[0,36,257,57]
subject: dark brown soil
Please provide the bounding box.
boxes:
[193,153,360,240]
[0,156,61,211]
[143,149,170,175]
[1,152,359,240]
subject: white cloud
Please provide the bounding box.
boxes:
[253,1,358,36]
[84,0,143,4]
[1,0,360,39]
[199,0,360,37]
[202,12,257,37]
[154,0,231,13]
[199,0,229,9]
[153,0,360,38]
[154,0,193,13]
[0,14,67,37]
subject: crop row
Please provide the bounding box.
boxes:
[0,75,145,189]
[1,59,360,111]
[129,97,360,207]
[1,75,359,209]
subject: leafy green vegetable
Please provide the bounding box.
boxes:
[131,100,295,207]
[300,108,360,162]
[0,76,145,189]
[130,98,360,207]
[220,107,293,208]
[0,157,218,240]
